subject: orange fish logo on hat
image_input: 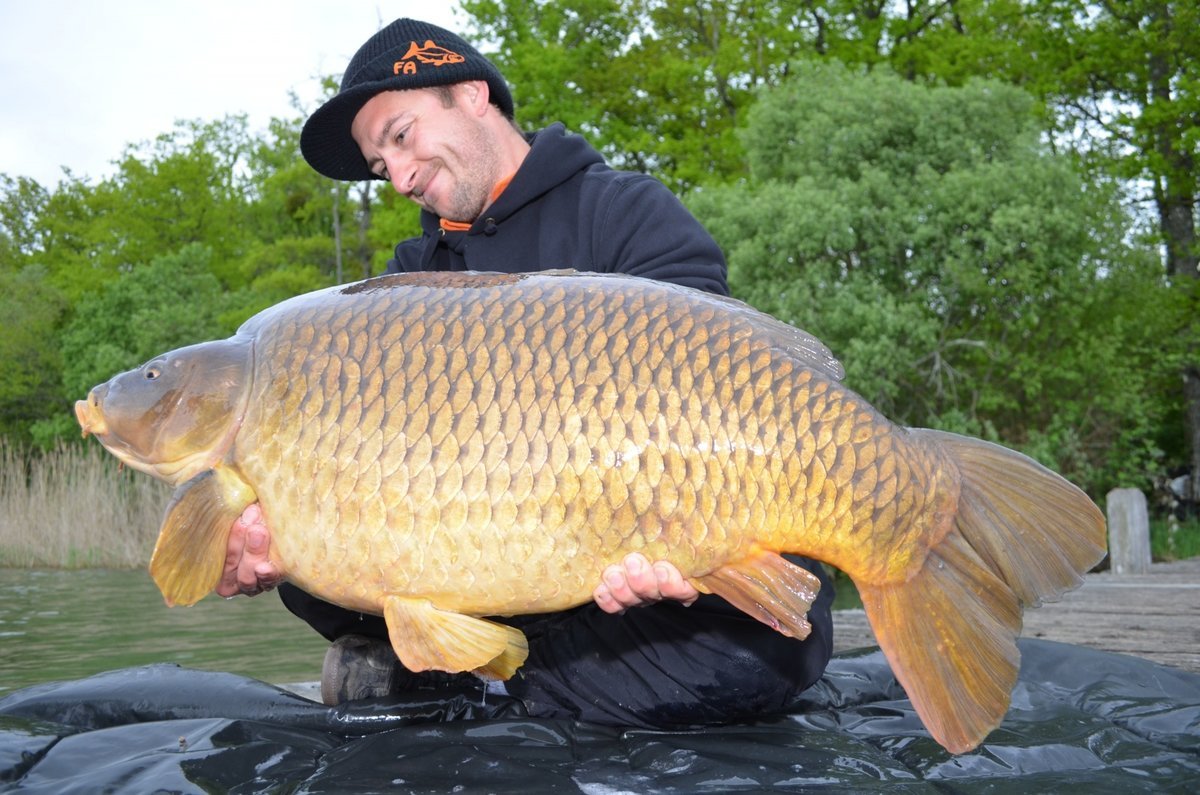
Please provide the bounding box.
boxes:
[394,40,465,74]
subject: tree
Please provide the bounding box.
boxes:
[691,63,1180,494]
[825,0,1200,500]
[15,117,261,302]
[243,84,381,284]
[461,0,817,188]
[0,266,67,444]
[457,1,1062,188]
[1024,0,1200,501]
[0,175,50,266]
[32,244,230,446]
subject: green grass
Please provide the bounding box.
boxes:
[829,568,862,611]
[1150,516,1200,562]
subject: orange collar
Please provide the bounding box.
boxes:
[439,174,514,233]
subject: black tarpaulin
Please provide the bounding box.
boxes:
[2,639,1198,793]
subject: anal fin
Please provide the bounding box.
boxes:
[694,549,819,639]
[383,595,530,681]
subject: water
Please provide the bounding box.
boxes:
[0,567,862,698]
[0,568,330,696]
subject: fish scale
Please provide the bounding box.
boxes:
[77,269,1106,754]
[244,277,762,602]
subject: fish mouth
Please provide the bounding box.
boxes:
[73,395,174,479]
[74,397,108,439]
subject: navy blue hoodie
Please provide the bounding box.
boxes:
[385,124,728,296]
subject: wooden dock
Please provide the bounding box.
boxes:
[831,557,1200,674]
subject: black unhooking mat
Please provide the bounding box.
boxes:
[1,639,1197,793]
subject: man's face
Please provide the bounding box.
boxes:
[350,85,498,222]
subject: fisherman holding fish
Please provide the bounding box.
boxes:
[217,18,836,726]
[80,17,1105,752]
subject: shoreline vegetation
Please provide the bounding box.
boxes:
[0,441,169,568]
[2,443,1197,571]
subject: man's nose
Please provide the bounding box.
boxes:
[382,154,417,196]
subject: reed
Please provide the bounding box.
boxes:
[0,441,171,568]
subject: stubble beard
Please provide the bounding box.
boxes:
[437,116,500,224]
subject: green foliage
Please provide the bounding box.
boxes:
[692,63,1181,496]
[222,240,335,332]
[58,243,228,410]
[0,266,67,444]
[244,101,359,261]
[369,186,423,276]
[461,0,813,188]
[1021,1,1199,191]
[24,118,262,300]
[0,175,50,262]
[1150,517,1200,562]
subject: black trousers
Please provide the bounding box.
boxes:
[279,555,834,729]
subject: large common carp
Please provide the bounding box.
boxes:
[76,270,1106,754]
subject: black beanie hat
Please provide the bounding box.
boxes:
[300,18,514,181]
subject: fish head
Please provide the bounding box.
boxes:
[75,337,253,485]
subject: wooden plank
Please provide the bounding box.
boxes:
[831,558,1200,673]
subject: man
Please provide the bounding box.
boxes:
[220,17,834,728]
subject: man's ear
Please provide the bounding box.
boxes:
[456,80,491,115]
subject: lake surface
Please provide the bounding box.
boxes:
[0,568,330,696]
[1,567,861,698]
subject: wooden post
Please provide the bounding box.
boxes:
[1106,488,1151,575]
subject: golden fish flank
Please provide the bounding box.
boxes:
[75,269,1107,755]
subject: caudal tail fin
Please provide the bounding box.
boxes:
[858,429,1107,754]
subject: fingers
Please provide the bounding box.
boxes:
[592,553,700,614]
[593,558,639,614]
[652,560,700,605]
[214,503,281,598]
[215,517,248,598]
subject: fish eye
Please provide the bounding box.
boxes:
[144,364,162,380]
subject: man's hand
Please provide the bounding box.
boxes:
[593,553,700,614]
[216,503,282,598]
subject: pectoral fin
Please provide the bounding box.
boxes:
[382,595,530,680]
[694,549,819,639]
[149,467,257,607]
